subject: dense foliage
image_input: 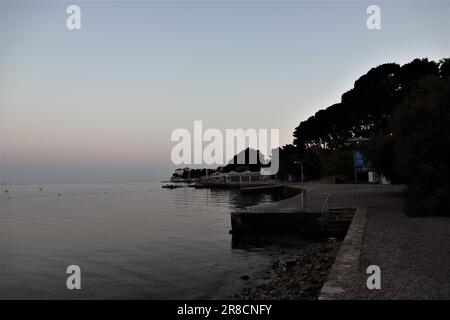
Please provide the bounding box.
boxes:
[391,75,450,215]
[293,58,444,150]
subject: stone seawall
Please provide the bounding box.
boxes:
[319,207,367,299]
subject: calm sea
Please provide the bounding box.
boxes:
[0,182,291,299]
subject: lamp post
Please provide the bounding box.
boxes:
[294,161,304,183]
[294,161,306,208]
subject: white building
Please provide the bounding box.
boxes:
[207,170,274,183]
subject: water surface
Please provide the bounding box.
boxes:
[0,182,290,299]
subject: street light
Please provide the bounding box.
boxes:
[294,161,304,183]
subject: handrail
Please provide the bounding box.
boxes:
[321,193,330,212]
[320,193,330,230]
[297,191,331,229]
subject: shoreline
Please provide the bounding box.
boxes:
[233,239,342,300]
[216,184,345,300]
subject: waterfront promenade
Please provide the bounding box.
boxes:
[244,182,450,299]
[297,183,450,299]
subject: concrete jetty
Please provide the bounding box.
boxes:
[231,185,355,237]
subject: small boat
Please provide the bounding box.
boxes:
[161,184,183,189]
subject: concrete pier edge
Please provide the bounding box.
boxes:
[318,207,367,300]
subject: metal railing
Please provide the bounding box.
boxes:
[320,193,330,230]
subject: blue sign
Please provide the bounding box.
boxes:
[354,151,364,168]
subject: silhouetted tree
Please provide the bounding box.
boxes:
[364,133,398,182]
[392,75,450,215]
[276,144,322,181]
[439,58,450,77]
[223,148,268,173]
[293,59,439,151]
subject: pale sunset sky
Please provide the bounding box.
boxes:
[1,0,449,184]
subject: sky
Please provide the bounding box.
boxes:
[1,0,449,184]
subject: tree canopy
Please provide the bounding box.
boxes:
[293,59,442,151]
